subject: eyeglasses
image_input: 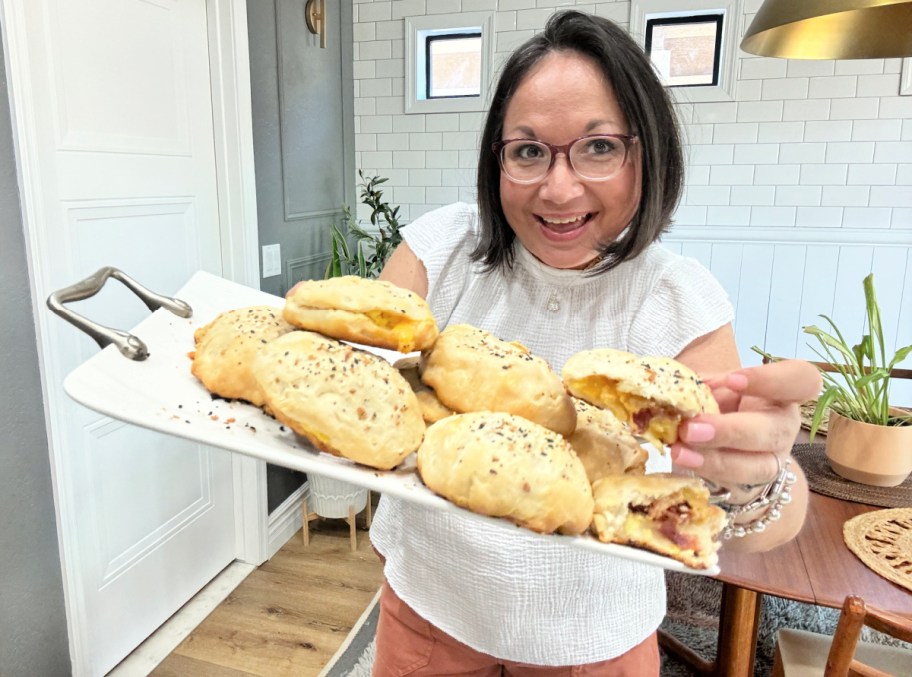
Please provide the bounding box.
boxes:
[492,134,638,184]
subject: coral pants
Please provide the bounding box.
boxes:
[371,582,660,676]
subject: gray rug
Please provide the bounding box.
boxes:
[323,573,905,676]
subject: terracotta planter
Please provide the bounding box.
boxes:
[824,409,912,487]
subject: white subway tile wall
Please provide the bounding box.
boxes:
[352,0,910,228]
[351,0,912,369]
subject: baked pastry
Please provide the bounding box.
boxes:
[252,330,425,470]
[190,305,294,407]
[562,348,718,448]
[417,412,593,535]
[420,324,577,436]
[590,474,727,569]
[393,356,454,423]
[283,275,438,353]
[568,398,647,485]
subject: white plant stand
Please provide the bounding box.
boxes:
[302,473,371,551]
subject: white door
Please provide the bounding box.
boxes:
[2,0,246,674]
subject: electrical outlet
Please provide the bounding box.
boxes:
[262,244,281,278]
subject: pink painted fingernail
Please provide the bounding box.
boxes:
[672,446,705,469]
[683,422,716,443]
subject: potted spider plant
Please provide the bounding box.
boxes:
[804,273,912,486]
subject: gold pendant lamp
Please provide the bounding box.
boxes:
[740,0,912,59]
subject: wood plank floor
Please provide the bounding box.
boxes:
[152,513,384,677]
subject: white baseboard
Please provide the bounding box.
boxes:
[266,480,310,560]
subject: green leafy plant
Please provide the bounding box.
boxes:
[751,274,912,439]
[796,274,912,439]
[325,170,404,279]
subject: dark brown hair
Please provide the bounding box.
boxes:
[473,10,684,273]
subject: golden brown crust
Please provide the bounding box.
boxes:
[562,348,718,447]
[190,305,295,407]
[252,330,425,470]
[283,276,438,353]
[568,398,647,485]
[393,356,454,423]
[420,324,577,436]
[590,474,727,569]
[417,412,594,535]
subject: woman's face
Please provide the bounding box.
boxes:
[499,51,641,270]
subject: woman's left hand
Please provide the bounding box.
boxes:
[671,359,822,550]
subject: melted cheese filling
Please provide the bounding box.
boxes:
[365,310,417,350]
[643,414,681,448]
[570,377,680,447]
[569,377,628,422]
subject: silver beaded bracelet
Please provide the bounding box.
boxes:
[718,458,797,539]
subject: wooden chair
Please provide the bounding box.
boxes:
[772,595,912,677]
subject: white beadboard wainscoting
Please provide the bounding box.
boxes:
[663,226,912,405]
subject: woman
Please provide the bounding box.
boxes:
[369,10,820,675]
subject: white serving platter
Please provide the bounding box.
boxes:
[63,270,720,576]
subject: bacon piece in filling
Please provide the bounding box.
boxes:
[629,497,700,552]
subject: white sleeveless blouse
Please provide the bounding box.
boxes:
[370,202,733,665]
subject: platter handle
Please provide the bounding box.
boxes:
[47,266,192,361]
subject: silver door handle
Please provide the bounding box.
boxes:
[47,266,192,361]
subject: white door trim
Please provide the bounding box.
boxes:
[0,0,266,671]
[206,0,269,566]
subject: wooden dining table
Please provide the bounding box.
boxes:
[659,451,912,676]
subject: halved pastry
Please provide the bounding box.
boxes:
[252,330,425,470]
[420,324,577,436]
[568,398,647,485]
[590,474,727,569]
[283,275,439,353]
[190,305,294,407]
[562,348,718,449]
[417,412,594,535]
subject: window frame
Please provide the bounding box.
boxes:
[629,0,742,103]
[404,11,495,115]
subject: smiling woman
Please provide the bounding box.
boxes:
[370,10,817,675]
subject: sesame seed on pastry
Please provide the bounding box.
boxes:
[252,330,425,470]
[190,305,295,407]
[417,411,594,536]
[420,324,577,436]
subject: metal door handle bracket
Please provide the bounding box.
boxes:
[47,266,192,361]
[305,0,327,48]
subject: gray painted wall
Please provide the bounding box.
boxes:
[0,33,71,676]
[247,0,306,511]
[247,0,356,512]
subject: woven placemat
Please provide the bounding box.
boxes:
[799,400,829,435]
[791,443,912,508]
[843,509,912,593]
